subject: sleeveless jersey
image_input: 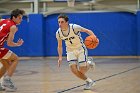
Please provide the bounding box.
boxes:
[0,19,16,58]
[0,19,16,48]
[56,24,85,52]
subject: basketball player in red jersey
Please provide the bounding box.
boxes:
[0,9,25,92]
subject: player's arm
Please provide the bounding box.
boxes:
[57,39,63,58]
[80,28,96,37]
[7,25,24,47]
[57,38,63,67]
[74,24,96,37]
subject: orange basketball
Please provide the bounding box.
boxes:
[84,35,99,49]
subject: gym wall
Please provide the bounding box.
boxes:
[2,11,139,56]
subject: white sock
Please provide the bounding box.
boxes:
[85,77,92,82]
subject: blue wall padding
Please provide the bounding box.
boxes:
[1,12,138,56]
[44,12,137,56]
[44,14,61,56]
[137,11,140,55]
[27,14,44,56]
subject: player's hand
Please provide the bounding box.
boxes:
[90,34,96,38]
[17,38,24,46]
[90,35,99,43]
[58,57,62,67]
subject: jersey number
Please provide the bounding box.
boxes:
[64,36,75,44]
[0,24,6,32]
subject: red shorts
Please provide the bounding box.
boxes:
[0,48,12,59]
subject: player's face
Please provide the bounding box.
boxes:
[13,14,23,25]
[58,18,68,30]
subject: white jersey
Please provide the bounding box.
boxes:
[56,24,86,52]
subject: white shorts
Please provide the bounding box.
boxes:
[67,47,88,67]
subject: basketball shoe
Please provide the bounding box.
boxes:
[84,80,96,90]
[1,77,17,92]
[87,57,95,69]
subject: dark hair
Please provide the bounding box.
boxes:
[58,14,69,22]
[10,9,25,19]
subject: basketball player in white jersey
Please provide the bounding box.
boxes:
[56,14,97,90]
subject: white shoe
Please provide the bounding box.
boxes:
[87,57,95,69]
[84,80,96,90]
[1,78,17,92]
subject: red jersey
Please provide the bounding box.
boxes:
[0,19,16,47]
[0,19,16,58]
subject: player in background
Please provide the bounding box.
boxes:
[0,9,25,92]
[56,14,97,90]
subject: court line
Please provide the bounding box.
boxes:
[57,65,140,93]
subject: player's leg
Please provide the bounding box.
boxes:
[1,50,18,92]
[78,47,90,74]
[78,48,95,90]
[3,53,18,77]
[70,63,87,80]
[67,51,87,80]
[0,77,5,91]
[0,61,12,91]
[0,64,6,79]
[79,62,89,74]
[0,62,6,91]
[79,63,95,90]
[0,59,12,77]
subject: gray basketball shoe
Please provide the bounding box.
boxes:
[84,80,96,90]
[87,57,95,68]
[1,78,17,92]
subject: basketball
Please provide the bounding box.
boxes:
[84,35,99,49]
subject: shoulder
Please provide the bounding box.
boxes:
[69,23,81,29]
[56,28,61,39]
[56,28,61,35]
[73,24,83,28]
[69,23,80,27]
[56,28,60,37]
[10,25,16,29]
[69,23,79,27]
[10,25,17,32]
[70,24,84,30]
[70,24,83,34]
[4,19,16,27]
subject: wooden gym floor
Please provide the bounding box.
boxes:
[0,57,140,93]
